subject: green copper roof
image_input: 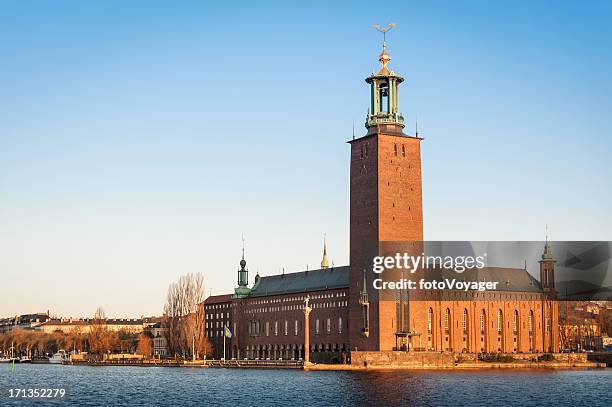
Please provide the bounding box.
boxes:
[246,265,544,298]
[250,266,350,297]
[423,267,543,293]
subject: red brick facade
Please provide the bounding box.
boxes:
[348,127,424,352]
[203,46,559,361]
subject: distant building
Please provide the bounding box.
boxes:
[39,318,151,334]
[147,322,169,357]
[0,313,51,333]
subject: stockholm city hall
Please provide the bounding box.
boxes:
[203,31,559,363]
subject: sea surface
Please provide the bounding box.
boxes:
[0,364,610,406]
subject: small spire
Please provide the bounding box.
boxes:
[542,225,554,261]
[359,269,369,305]
[239,234,247,271]
[241,234,245,260]
[321,233,330,269]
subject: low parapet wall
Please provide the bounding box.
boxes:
[349,352,589,369]
[351,351,455,368]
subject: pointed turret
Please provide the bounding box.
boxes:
[321,234,330,269]
[234,236,251,298]
[539,225,556,294]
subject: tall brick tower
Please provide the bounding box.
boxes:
[348,30,423,351]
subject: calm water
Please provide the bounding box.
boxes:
[1,364,610,406]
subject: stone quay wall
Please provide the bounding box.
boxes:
[351,351,455,368]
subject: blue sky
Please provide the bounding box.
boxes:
[1,1,611,317]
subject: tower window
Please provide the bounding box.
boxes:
[394,144,398,156]
[444,308,450,334]
[528,311,533,333]
[402,145,406,157]
[480,309,486,333]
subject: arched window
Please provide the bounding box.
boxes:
[513,310,519,334]
[338,317,343,334]
[480,309,486,333]
[462,309,468,334]
[444,308,450,334]
[394,144,398,156]
[497,310,503,335]
[402,145,406,157]
[427,308,433,334]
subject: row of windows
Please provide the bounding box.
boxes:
[428,308,551,335]
[206,312,229,320]
[312,301,348,309]
[206,303,229,310]
[246,301,347,314]
[206,321,230,329]
[314,317,343,335]
[246,292,347,307]
[417,292,543,301]
[393,143,406,157]
[247,317,345,337]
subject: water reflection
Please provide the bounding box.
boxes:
[0,365,610,406]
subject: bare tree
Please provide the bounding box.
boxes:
[88,306,113,358]
[163,273,207,360]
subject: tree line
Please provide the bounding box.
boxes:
[1,272,213,360]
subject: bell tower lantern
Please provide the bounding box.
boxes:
[365,24,405,133]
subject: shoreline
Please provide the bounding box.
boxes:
[58,360,607,370]
[304,362,607,371]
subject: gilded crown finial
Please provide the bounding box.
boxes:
[373,23,395,75]
[373,23,396,49]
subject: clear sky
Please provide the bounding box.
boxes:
[1,1,611,317]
